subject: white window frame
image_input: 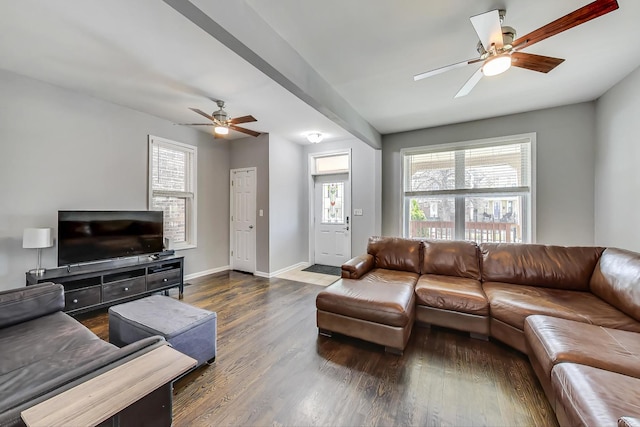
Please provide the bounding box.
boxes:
[148,135,198,250]
[401,133,536,243]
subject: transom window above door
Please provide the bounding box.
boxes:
[402,134,534,243]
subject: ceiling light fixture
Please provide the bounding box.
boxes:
[306,132,324,143]
[482,54,512,77]
[214,125,229,135]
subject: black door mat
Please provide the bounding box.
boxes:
[302,264,342,276]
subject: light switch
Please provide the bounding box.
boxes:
[259,209,264,217]
[353,208,363,216]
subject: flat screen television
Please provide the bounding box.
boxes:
[58,210,164,266]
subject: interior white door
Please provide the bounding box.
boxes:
[314,174,351,267]
[230,168,256,273]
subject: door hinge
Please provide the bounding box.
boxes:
[231,250,234,256]
[231,180,234,186]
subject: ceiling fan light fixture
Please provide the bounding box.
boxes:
[306,132,324,143]
[482,54,512,77]
[214,125,229,135]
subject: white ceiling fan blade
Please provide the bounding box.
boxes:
[470,9,503,51]
[414,57,482,81]
[455,67,483,98]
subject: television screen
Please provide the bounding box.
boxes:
[58,210,164,266]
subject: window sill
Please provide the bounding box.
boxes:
[173,243,197,251]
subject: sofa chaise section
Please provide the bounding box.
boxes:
[317,237,421,354]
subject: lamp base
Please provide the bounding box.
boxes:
[28,268,46,276]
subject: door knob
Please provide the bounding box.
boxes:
[249,225,254,229]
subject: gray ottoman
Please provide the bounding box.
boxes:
[109,295,217,367]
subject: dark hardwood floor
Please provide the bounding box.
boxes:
[77,271,558,427]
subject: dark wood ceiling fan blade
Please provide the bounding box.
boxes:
[511,52,565,73]
[229,115,257,124]
[512,0,619,49]
[189,108,216,122]
[414,57,483,81]
[229,125,261,137]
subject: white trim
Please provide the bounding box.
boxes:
[307,149,352,265]
[254,262,310,278]
[184,265,230,281]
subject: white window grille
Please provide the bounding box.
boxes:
[402,134,534,243]
[148,135,197,249]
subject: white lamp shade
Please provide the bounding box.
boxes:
[23,228,53,249]
[306,132,324,143]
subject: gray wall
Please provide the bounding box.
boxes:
[382,103,597,245]
[595,65,640,251]
[305,138,382,257]
[0,70,231,291]
[268,135,306,272]
[229,134,270,273]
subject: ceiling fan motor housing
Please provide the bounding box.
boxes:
[213,110,228,122]
[476,26,517,56]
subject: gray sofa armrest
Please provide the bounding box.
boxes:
[0,283,64,329]
[0,336,167,427]
[342,254,375,279]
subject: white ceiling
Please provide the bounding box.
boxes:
[1,0,639,145]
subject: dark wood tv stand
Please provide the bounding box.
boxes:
[26,255,184,315]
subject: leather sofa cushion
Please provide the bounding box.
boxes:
[415,274,488,316]
[316,269,417,327]
[481,243,604,291]
[590,248,640,322]
[483,282,640,332]
[552,363,640,426]
[525,315,640,381]
[422,240,480,280]
[367,236,422,274]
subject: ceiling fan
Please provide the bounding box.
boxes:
[183,100,261,137]
[413,0,619,98]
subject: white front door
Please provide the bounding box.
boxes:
[314,174,351,266]
[230,168,256,273]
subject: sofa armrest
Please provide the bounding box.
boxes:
[620,417,640,427]
[342,254,374,279]
[0,283,64,329]
[0,336,169,427]
[21,344,196,427]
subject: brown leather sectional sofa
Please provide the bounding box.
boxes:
[316,236,640,426]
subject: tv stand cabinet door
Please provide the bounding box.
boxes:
[103,277,146,303]
[147,269,182,291]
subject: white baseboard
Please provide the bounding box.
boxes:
[185,262,311,280]
[184,265,230,282]
[254,262,310,278]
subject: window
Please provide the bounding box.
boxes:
[402,134,534,243]
[148,135,197,249]
[321,182,345,223]
[314,154,349,174]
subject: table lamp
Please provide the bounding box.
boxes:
[23,228,53,275]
